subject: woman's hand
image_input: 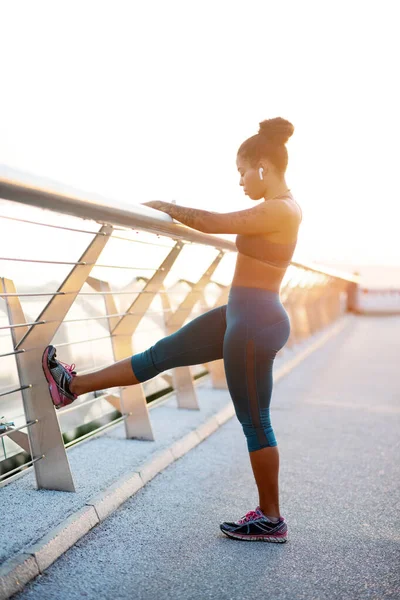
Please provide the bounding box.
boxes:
[141,200,169,211]
[141,201,212,233]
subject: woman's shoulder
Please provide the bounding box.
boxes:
[259,196,301,244]
[266,196,302,229]
[283,191,302,223]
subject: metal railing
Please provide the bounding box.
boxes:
[0,165,360,491]
[356,287,400,314]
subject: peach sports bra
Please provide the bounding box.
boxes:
[235,193,301,268]
[235,234,297,268]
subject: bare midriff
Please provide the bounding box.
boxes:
[231,252,289,293]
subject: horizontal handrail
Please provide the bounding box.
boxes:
[0,165,235,250]
[0,164,359,283]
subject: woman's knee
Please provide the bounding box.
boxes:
[241,420,278,452]
[130,347,161,382]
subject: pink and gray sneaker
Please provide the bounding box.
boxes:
[42,345,78,409]
[220,506,288,542]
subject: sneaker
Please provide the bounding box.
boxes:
[220,506,288,542]
[42,345,78,409]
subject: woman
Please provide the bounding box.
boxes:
[42,117,302,543]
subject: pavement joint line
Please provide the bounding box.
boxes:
[0,314,354,600]
[23,506,99,575]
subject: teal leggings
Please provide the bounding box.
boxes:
[130,285,291,452]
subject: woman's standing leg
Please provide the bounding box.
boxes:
[246,349,282,518]
[249,444,281,518]
[222,289,290,521]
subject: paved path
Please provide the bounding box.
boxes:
[16,316,400,600]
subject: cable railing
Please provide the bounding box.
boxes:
[0,165,360,490]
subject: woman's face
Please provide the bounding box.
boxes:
[236,154,266,201]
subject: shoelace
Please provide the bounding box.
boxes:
[237,509,262,524]
[58,360,76,375]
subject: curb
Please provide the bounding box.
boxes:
[0,555,39,600]
[0,402,235,600]
[0,315,354,599]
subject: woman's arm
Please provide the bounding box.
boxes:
[141,201,215,233]
[141,199,297,235]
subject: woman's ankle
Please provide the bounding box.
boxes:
[69,376,79,396]
[259,505,280,519]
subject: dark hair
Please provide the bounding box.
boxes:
[238,117,294,173]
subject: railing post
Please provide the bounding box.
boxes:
[164,250,225,408]
[158,283,199,409]
[347,276,360,313]
[109,242,185,437]
[0,224,112,491]
[85,275,155,440]
[312,281,330,330]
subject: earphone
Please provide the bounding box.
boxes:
[259,167,264,181]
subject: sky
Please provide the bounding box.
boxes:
[1,0,399,269]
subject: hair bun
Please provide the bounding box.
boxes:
[258,117,294,145]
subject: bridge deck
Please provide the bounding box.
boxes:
[14,315,400,600]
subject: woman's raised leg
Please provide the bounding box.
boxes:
[70,357,140,396]
[130,304,227,383]
[42,305,227,408]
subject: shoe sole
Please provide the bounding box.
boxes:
[220,528,288,543]
[42,345,64,409]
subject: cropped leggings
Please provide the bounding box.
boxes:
[130,285,291,452]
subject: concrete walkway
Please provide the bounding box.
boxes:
[14,315,400,599]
